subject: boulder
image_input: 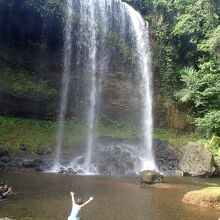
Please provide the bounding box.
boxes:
[140,170,164,185]
[153,139,180,171]
[35,146,52,155]
[163,170,183,176]
[0,160,6,168]
[179,142,215,177]
[91,144,141,175]
[22,160,37,168]
[0,156,10,163]
[22,159,44,169]
[0,148,9,157]
[182,187,220,211]
[19,144,28,151]
[10,159,23,169]
[0,148,11,171]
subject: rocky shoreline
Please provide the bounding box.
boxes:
[0,147,51,172]
[0,138,219,177]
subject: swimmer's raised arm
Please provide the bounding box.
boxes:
[80,196,93,208]
[70,191,76,204]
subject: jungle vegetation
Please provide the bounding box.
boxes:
[126,0,220,138]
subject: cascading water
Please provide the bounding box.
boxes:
[124,5,157,171]
[78,0,98,173]
[53,0,73,171]
[53,0,157,174]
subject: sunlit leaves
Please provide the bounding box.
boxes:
[195,111,220,136]
[199,25,220,60]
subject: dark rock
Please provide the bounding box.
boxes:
[22,159,43,168]
[0,88,57,120]
[179,142,215,177]
[35,167,43,172]
[0,148,9,157]
[92,144,141,174]
[58,169,65,174]
[20,144,28,151]
[22,160,37,168]
[140,170,164,185]
[153,139,181,172]
[10,159,23,169]
[58,167,76,175]
[0,156,10,163]
[33,158,44,164]
[0,160,6,167]
[35,146,52,155]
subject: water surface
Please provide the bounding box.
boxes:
[0,172,220,220]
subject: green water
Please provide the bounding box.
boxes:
[0,172,220,220]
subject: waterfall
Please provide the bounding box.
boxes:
[53,0,73,170]
[78,0,98,172]
[53,0,157,173]
[123,4,157,170]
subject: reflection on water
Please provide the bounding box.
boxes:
[0,172,220,220]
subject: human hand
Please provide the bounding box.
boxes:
[70,192,74,196]
[89,197,93,201]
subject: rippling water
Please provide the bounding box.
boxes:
[0,172,220,220]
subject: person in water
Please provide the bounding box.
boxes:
[68,191,93,220]
[0,182,13,199]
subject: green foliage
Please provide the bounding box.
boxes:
[108,31,134,63]
[0,116,56,150]
[176,68,220,108]
[199,25,220,59]
[0,116,140,150]
[195,111,220,136]
[25,0,64,19]
[0,67,58,97]
[175,65,220,136]
[98,116,139,138]
[154,128,201,147]
[174,67,196,103]
[172,0,218,42]
[126,0,219,136]
[197,135,220,158]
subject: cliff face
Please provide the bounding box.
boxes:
[0,0,150,125]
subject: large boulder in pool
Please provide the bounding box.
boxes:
[182,187,220,211]
[179,142,215,177]
[93,144,141,174]
[140,170,164,185]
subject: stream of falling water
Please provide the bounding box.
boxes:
[123,4,157,170]
[53,0,73,171]
[79,0,98,172]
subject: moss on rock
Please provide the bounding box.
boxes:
[182,187,220,211]
[0,67,58,97]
